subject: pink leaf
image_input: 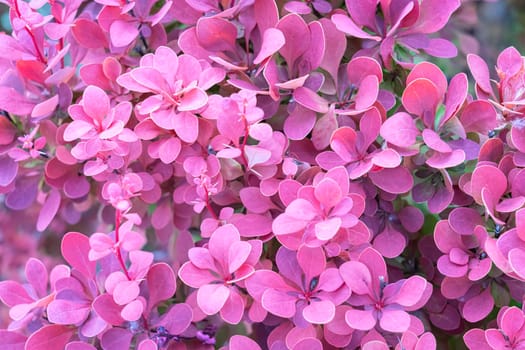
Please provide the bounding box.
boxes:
[314,178,342,208]
[293,87,329,113]
[0,281,32,306]
[72,19,108,48]
[254,28,285,65]
[100,328,133,350]
[284,106,316,140]
[467,54,492,93]
[448,208,483,235]
[37,189,61,232]
[297,246,326,281]
[303,300,335,324]
[464,329,491,350]
[146,263,176,311]
[462,288,494,322]
[355,75,379,110]
[129,67,167,93]
[137,339,157,350]
[497,46,522,76]
[25,325,74,350]
[345,308,376,330]
[380,112,419,147]
[220,288,245,324]
[25,258,48,297]
[402,79,440,117]
[228,241,252,273]
[113,280,140,305]
[277,13,310,67]
[387,276,428,307]
[173,112,199,143]
[61,232,95,278]
[121,299,144,321]
[110,20,139,47]
[460,100,497,134]
[470,165,507,204]
[47,299,90,324]
[262,288,296,318]
[315,217,342,241]
[509,248,525,280]
[178,88,208,112]
[229,335,262,350]
[0,330,27,350]
[197,284,230,315]
[339,261,371,295]
[379,308,410,333]
[32,95,59,119]
[83,85,109,123]
[63,120,93,141]
[372,149,401,168]
[369,167,413,194]
[92,294,124,326]
[196,17,237,52]
[331,14,381,40]
[373,226,406,258]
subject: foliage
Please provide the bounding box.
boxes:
[0,0,524,349]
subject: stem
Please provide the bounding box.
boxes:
[114,209,132,280]
[58,38,64,69]
[203,185,218,220]
[239,103,250,168]
[13,0,46,63]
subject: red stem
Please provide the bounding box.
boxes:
[239,103,250,168]
[13,0,46,63]
[203,185,219,220]
[114,209,132,280]
[58,37,64,69]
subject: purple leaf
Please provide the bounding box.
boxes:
[100,328,133,350]
[47,299,90,325]
[146,263,177,311]
[158,303,193,335]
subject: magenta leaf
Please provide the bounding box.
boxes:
[146,263,176,312]
[25,325,74,350]
[61,232,96,278]
[0,330,26,350]
[380,112,419,147]
[462,288,494,322]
